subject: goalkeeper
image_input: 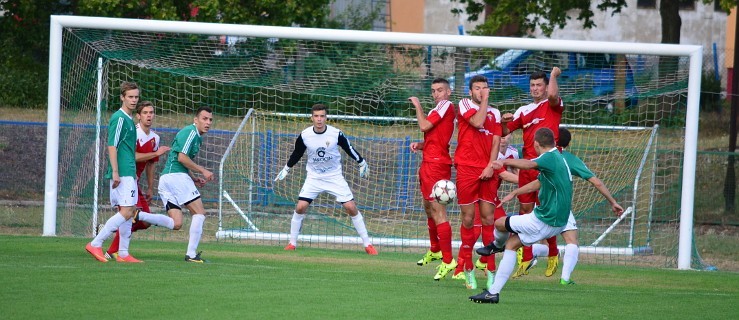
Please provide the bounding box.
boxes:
[274,104,376,255]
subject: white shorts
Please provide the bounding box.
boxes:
[110,176,138,207]
[299,175,354,203]
[508,212,577,246]
[158,172,200,207]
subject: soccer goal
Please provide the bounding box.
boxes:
[45,16,702,269]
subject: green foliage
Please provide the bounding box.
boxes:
[450,0,729,37]
[450,0,628,37]
[701,70,723,113]
[0,0,334,108]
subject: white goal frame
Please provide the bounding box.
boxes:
[44,15,702,270]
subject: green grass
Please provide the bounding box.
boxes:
[1,235,737,319]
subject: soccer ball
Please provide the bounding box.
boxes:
[432,179,457,205]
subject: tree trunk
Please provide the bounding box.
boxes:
[659,0,681,80]
[725,13,739,215]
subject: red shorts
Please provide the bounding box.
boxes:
[517,168,539,204]
[455,164,497,205]
[419,161,452,201]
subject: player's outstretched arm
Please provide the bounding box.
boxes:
[499,180,541,207]
[587,176,624,216]
[136,146,170,162]
[502,158,538,171]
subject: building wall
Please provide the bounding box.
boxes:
[538,0,727,85]
[387,0,482,35]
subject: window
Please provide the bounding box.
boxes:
[637,0,656,8]
[679,0,695,10]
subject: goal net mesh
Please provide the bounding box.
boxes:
[56,25,696,268]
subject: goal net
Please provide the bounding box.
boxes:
[47,16,703,269]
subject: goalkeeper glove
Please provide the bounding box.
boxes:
[274,165,290,181]
[358,160,369,178]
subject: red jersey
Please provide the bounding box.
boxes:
[422,100,455,165]
[454,98,502,168]
[506,97,563,159]
[135,124,161,178]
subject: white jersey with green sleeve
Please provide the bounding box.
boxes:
[162,124,201,175]
[532,148,573,227]
[105,109,136,179]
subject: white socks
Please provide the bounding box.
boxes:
[561,244,579,281]
[117,219,133,257]
[493,228,509,248]
[137,211,175,230]
[533,243,549,258]
[289,211,305,246]
[186,214,205,258]
[351,212,371,247]
[488,249,516,294]
[91,213,127,247]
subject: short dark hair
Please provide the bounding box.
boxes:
[311,104,327,114]
[535,127,555,148]
[468,75,488,90]
[195,106,212,117]
[120,81,138,96]
[136,101,154,114]
[432,78,450,86]
[557,127,571,148]
[530,71,549,85]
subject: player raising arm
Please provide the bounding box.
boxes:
[274,104,376,255]
[408,78,457,280]
[500,67,564,278]
[158,106,214,263]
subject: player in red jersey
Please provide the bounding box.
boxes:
[501,67,563,278]
[452,134,518,289]
[409,78,457,280]
[104,101,174,260]
[454,75,504,289]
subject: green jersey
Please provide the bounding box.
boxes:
[105,109,136,178]
[561,150,594,180]
[162,124,202,175]
[532,148,573,227]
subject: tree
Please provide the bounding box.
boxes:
[0,0,333,107]
[450,0,735,41]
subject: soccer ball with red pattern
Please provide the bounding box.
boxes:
[432,179,457,205]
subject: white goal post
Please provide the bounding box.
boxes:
[44,15,702,270]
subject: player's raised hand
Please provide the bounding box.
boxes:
[408,96,421,107]
[551,67,561,78]
[502,112,514,123]
[274,165,290,181]
[491,160,504,170]
[358,160,369,178]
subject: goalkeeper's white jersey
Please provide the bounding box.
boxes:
[289,125,363,179]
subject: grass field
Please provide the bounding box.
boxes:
[1,235,737,319]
